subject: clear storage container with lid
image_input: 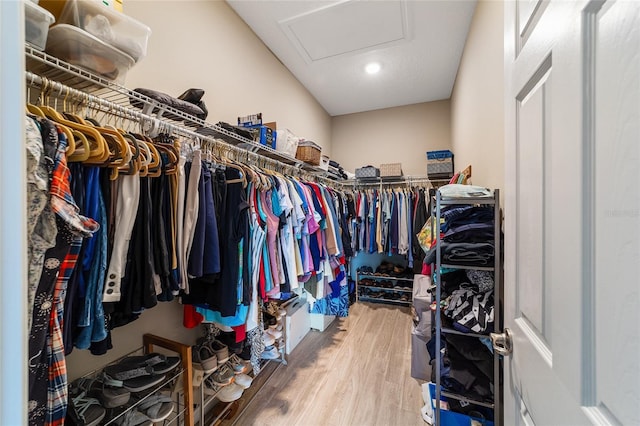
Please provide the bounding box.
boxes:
[25,1,55,51]
[45,24,135,84]
[56,0,151,62]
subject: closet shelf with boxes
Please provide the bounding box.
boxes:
[24,44,338,181]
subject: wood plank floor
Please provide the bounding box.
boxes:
[229,301,425,426]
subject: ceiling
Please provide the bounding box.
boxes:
[227,0,478,116]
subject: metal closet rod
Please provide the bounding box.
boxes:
[351,177,447,188]
[25,71,344,188]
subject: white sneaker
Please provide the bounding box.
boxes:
[261,346,280,360]
[234,373,253,389]
[217,383,244,403]
[266,328,283,340]
[263,333,275,347]
[203,377,222,396]
[228,354,249,375]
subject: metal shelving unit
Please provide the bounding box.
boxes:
[432,189,502,426]
[356,273,414,306]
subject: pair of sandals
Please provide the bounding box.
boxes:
[102,352,180,394]
[114,394,174,426]
[68,379,107,426]
[70,389,173,426]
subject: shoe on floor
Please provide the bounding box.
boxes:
[234,373,253,389]
[217,383,244,403]
[211,363,234,386]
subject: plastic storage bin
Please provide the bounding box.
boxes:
[46,24,135,83]
[427,383,494,426]
[284,299,310,355]
[309,313,335,332]
[25,1,55,51]
[276,128,300,158]
[56,0,151,62]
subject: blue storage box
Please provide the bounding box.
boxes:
[428,383,494,426]
[244,124,276,149]
[426,150,454,179]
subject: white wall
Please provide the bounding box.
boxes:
[450,0,504,191]
[331,101,451,176]
[125,0,332,154]
[67,0,332,380]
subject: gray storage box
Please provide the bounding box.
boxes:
[355,166,380,179]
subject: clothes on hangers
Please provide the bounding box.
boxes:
[350,187,428,268]
[25,97,355,424]
[182,162,354,325]
[26,115,99,426]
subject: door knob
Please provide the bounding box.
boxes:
[490,328,513,356]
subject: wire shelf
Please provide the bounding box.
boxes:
[25,45,345,187]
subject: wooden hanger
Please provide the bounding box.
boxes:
[145,142,163,178]
[36,80,115,164]
[137,139,153,177]
[36,80,79,155]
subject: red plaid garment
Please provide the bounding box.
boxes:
[47,235,82,426]
[49,129,99,238]
[45,126,99,425]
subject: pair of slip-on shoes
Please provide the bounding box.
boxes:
[102,352,181,394]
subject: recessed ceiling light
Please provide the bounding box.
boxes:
[365,62,381,74]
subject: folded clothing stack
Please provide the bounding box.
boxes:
[326,159,348,180]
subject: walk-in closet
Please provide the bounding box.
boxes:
[2,0,639,425]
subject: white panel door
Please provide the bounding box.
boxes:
[504,1,639,425]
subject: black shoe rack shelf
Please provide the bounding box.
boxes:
[356,274,414,306]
